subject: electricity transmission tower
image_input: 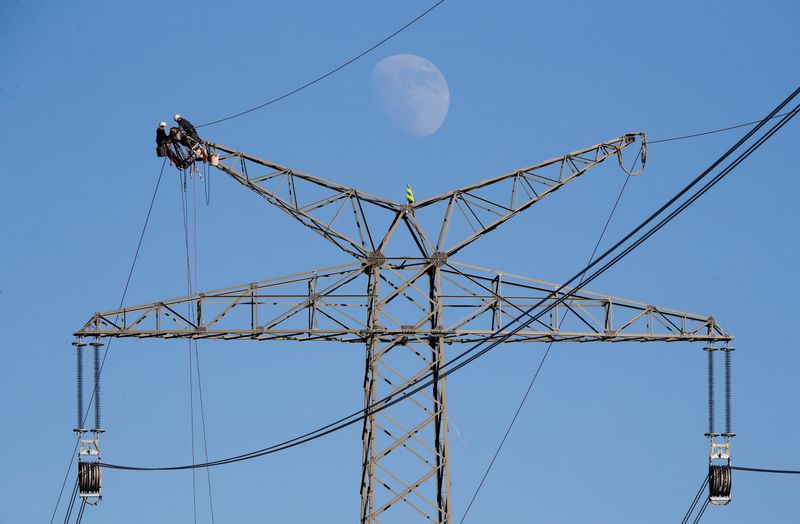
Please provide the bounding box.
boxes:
[75,133,732,523]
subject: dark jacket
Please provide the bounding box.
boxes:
[156,127,169,146]
[178,118,200,143]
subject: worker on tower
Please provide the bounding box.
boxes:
[156,122,169,154]
[155,121,181,166]
[174,114,207,161]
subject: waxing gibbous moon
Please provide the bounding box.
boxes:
[371,54,450,137]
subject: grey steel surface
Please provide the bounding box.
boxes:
[75,133,731,523]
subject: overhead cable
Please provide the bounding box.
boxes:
[197,0,447,128]
[733,466,800,474]
[102,88,800,472]
[50,159,167,523]
[650,111,793,143]
[680,474,710,524]
[691,498,710,524]
[458,153,640,524]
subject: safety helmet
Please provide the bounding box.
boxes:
[159,122,167,128]
[174,114,181,121]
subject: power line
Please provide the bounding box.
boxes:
[677,463,800,524]
[74,500,86,524]
[691,498,710,524]
[61,479,79,524]
[197,0,447,128]
[458,152,640,523]
[650,111,793,144]
[102,89,800,473]
[680,474,709,524]
[733,465,800,474]
[49,159,167,523]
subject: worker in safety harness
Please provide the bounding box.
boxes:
[156,122,169,153]
[155,121,181,166]
[174,114,200,143]
[173,114,207,162]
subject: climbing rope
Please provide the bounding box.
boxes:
[51,159,167,524]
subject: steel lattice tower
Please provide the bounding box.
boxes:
[75,133,732,523]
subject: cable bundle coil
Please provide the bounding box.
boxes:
[708,465,732,503]
[78,462,102,497]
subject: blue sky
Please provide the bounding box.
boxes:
[1,1,799,522]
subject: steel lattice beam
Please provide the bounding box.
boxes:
[76,133,729,523]
[75,261,729,344]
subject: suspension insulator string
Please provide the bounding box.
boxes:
[89,339,105,431]
[704,344,717,437]
[722,344,735,437]
[73,339,87,431]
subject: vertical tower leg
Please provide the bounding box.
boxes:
[360,337,378,523]
[359,260,453,523]
[360,265,380,523]
[430,267,452,523]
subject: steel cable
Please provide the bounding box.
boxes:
[458,150,640,524]
[733,466,800,474]
[180,170,216,522]
[680,474,709,524]
[197,1,447,128]
[650,111,793,144]
[74,500,86,524]
[49,158,167,523]
[61,479,79,524]
[691,498,710,524]
[179,171,199,523]
[101,89,800,472]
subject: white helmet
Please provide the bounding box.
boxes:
[159,121,167,128]
[174,114,181,121]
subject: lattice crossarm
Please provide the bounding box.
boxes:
[411,133,645,256]
[206,143,403,258]
[435,261,732,344]
[73,264,373,342]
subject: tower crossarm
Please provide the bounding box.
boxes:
[433,261,732,344]
[73,263,374,342]
[74,259,731,345]
[412,133,646,257]
[206,143,403,259]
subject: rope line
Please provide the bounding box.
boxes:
[50,158,167,523]
[180,170,216,522]
[458,151,639,523]
[179,172,199,523]
[195,344,217,523]
[197,0,447,128]
[650,111,793,143]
